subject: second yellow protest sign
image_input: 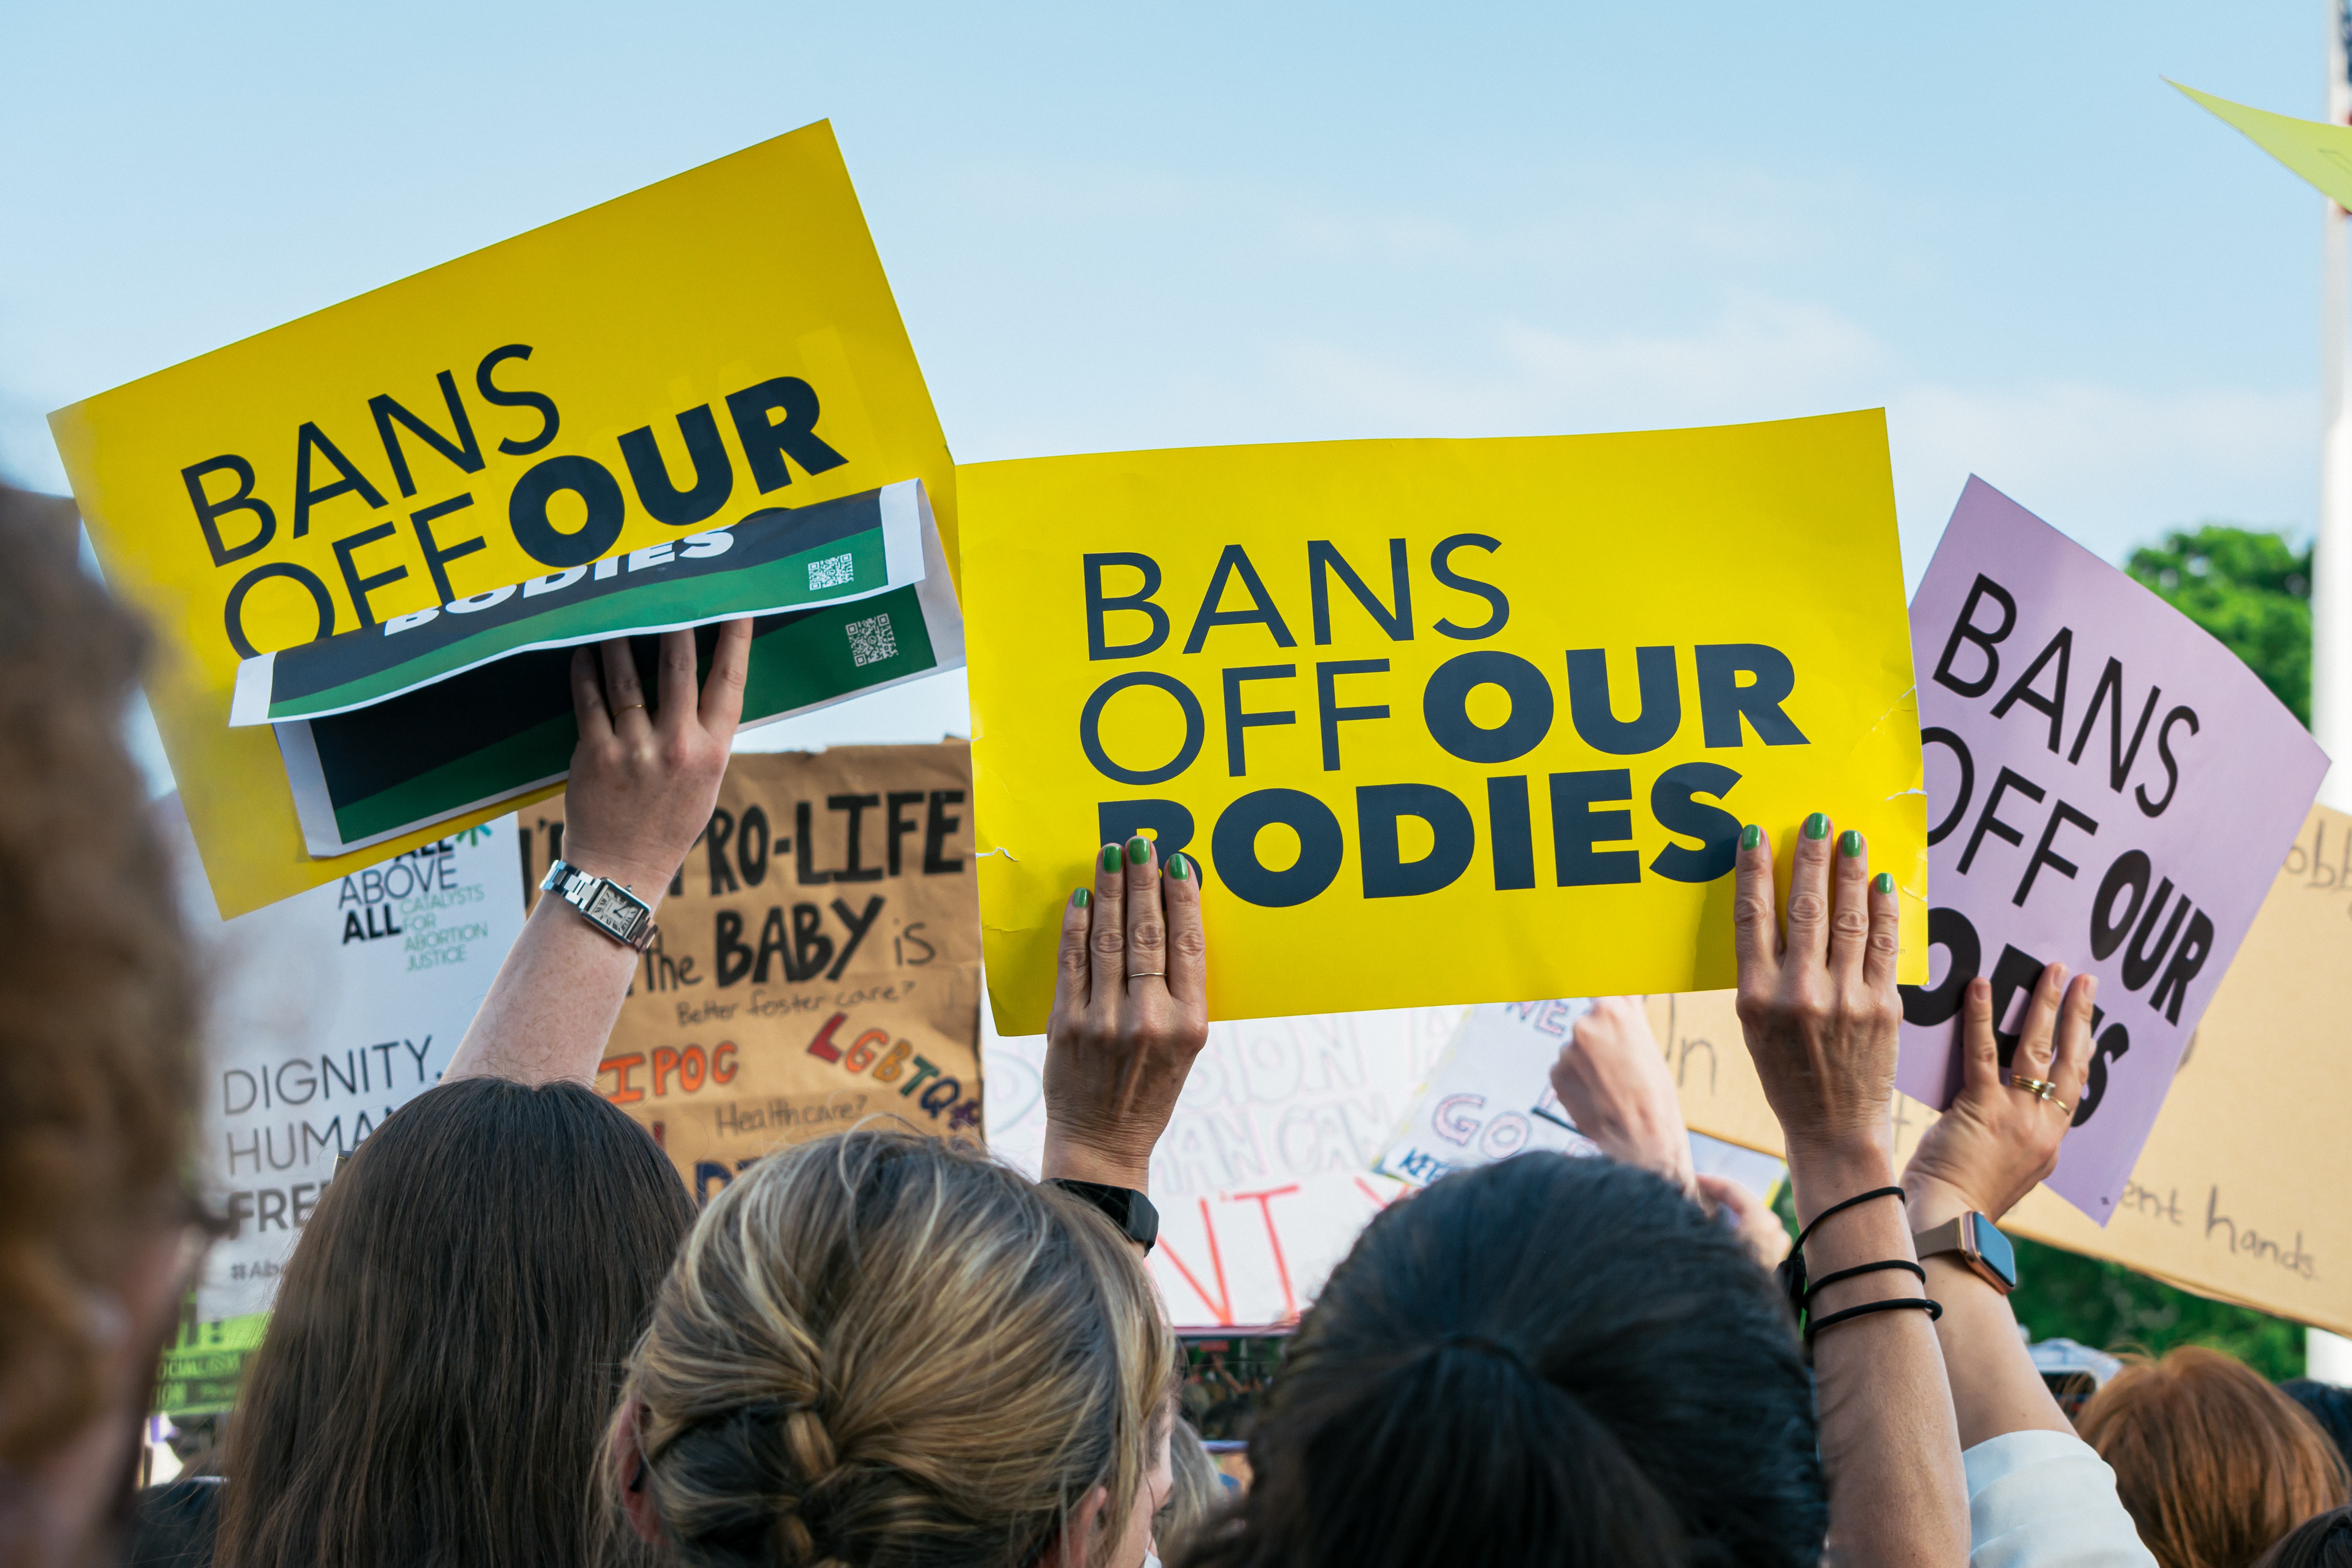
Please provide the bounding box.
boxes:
[963,412,1928,1033]
[53,120,952,917]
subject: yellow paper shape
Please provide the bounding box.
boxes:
[2172,80,2352,208]
[962,412,1929,1034]
[52,121,953,917]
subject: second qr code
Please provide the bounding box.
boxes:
[808,552,855,590]
[846,613,897,667]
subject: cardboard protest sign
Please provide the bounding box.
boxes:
[963,413,1928,1034]
[2174,82,2352,209]
[985,1003,1462,1330]
[230,480,959,856]
[159,796,524,1414]
[54,120,956,917]
[1374,999,1786,1204]
[528,745,981,1201]
[1898,479,2327,1222]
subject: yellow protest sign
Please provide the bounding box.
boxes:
[1661,805,2352,1334]
[2173,81,2352,209]
[51,121,952,917]
[963,413,1928,1034]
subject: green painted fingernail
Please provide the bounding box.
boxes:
[1127,835,1151,866]
[1839,829,1863,858]
[1739,824,1762,852]
[1804,813,1831,840]
[1102,846,1122,874]
[1167,852,1191,880]
[1073,887,1091,907]
[1873,872,1893,895]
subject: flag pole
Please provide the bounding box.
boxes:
[2318,0,2352,811]
[2309,0,2352,1390]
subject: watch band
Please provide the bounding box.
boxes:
[1047,1179,1160,1253]
[1913,1212,2018,1295]
[539,859,659,953]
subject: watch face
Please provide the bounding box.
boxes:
[586,882,646,940]
[1971,1215,2018,1290]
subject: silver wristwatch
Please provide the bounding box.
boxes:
[539,859,657,951]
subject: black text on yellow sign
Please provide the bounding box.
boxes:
[962,417,1928,1031]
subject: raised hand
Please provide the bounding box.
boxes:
[1732,814,1904,1174]
[1041,837,1210,1191]
[1904,965,2097,1226]
[560,622,753,893]
[1548,997,1697,1196]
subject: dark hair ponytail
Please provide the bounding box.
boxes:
[1186,1154,1823,1568]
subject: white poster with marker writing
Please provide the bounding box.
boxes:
[984,999,1462,1330]
[1376,999,1786,1201]
[167,795,527,1321]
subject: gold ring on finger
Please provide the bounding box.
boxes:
[1127,970,1165,981]
[2009,1075,2072,1114]
[615,702,645,713]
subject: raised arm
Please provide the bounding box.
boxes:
[1549,997,1700,1197]
[446,622,751,1086]
[1039,837,1210,1216]
[1902,966,2095,1446]
[1735,817,1969,1568]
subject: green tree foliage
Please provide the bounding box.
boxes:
[2009,1236,2305,1381]
[2127,525,2312,725]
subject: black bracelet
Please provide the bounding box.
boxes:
[1793,1185,1906,1252]
[1803,1258,1925,1303]
[1806,1296,1942,1340]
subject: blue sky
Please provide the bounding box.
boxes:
[0,2,2331,762]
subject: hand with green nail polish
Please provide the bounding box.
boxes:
[1730,806,1908,1163]
[1040,834,1212,1202]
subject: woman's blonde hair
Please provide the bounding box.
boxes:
[616,1126,1174,1568]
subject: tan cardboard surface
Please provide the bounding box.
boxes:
[529,744,980,1199]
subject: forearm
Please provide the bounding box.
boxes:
[1907,1183,2074,1449]
[1789,1143,1969,1568]
[444,891,646,1087]
[1039,1132,1151,1192]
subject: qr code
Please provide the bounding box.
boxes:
[847,612,897,668]
[808,552,855,591]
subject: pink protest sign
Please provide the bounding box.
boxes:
[1899,479,2327,1223]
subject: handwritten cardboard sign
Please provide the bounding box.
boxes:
[963,413,1928,1033]
[55,121,955,916]
[1897,479,2327,1222]
[159,797,524,1414]
[530,745,980,1201]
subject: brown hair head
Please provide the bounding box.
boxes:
[0,487,198,1466]
[216,1077,694,1568]
[2078,1345,2351,1568]
[619,1125,1174,1568]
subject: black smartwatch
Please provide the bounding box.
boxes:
[1913,1212,2018,1295]
[1048,1180,1159,1253]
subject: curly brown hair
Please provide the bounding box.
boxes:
[0,486,198,1467]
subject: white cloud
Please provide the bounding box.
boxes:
[1251,294,2312,583]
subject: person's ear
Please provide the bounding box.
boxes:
[613,1396,665,1545]
[1035,1485,1110,1568]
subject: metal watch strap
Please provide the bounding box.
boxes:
[1913,1212,2017,1295]
[1047,1179,1160,1253]
[539,858,659,953]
